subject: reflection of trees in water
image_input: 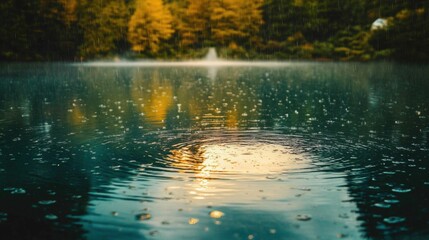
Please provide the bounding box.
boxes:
[1,63,429,238]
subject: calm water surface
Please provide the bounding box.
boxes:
[0,62,428,239]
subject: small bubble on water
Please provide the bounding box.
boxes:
[384,216,405,224]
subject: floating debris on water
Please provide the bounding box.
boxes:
[209,210,224,219]
[111,211,118,216]
[136,213,152,221]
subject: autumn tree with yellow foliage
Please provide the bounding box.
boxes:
[0,0,427,61]
[128,0,174,54]
[177,0,211,47]
[173,0,263,48]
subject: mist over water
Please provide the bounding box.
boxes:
[1,62,429,239]
[205,47,218,61]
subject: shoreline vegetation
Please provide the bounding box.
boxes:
[1,0,428,62]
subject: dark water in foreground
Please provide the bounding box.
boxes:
[0,62,428,239]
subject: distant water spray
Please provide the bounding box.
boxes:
[77,45,293,67]
[205,48,218,61]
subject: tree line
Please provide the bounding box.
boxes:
[0,0,428,61]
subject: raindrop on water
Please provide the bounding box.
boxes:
[374,203,391,209]
[296,214,312,221]
[136,213,151,221]
[188,218,199,225]
[383,216,406,224]
[209,210,224,219]
[38,200,56,205]
[392,187,412,193]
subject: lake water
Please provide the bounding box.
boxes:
[0,62,428,239]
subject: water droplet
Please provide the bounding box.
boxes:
[188,218,199,225]
[392,187,412,193]
[384,216,405,224]
[45,214,58,220]
[296,214,311,221]
[374,203,391,208]
[6,188,26,194]
[38,200,56,205]
[209,210,224,219]
[136,213,151,221]
[384,199,400,204]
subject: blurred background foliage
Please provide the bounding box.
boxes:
[0,0,428,61]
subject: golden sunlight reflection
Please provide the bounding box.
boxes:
[200,143,307,175]
[166,141,310,202]
[131,70,174,126]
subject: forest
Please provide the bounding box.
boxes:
[0,0,428,61]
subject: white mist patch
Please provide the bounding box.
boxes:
[204,47,218,61]
[73,60,295,68]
